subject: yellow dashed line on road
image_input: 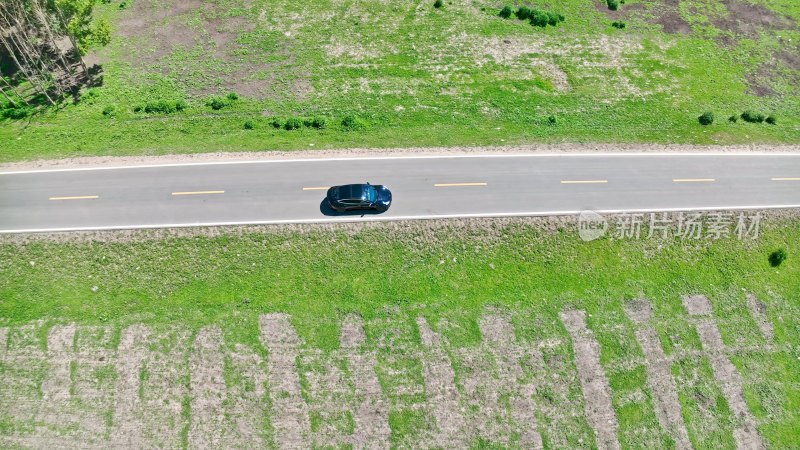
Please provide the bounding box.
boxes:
[772,177,800,181]
[172,190,225,196]
[434,182,488,187]
[302,186,330,191]
[673,178,715,182]
[560,180,608,184]
[49,195,99,201]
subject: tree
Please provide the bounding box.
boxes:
[0,0,110,107]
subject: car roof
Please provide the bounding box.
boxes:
[334,184,372,200]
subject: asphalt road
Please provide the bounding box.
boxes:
[1,153,799,233]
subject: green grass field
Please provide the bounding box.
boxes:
[1,0,799,162]
[0,216,798,447]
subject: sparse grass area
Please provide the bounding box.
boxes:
[0,216,799,445]
[1,0,799,162]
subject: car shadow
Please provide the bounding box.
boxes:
[319,200,386,217]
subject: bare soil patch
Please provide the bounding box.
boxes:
[478,314,543,448]
[259,313,311,447]
[560,309,620,450]
[188,326,226,448]
[416,317,466,447]
[746,294,774,343]
[711,0,794,38]
[685,303,765,449]
[648,0,692,34]
[683,294,713,317]
[41,324,75,401]
[624,299,692,449]
[4,143,799,174]
[109,0,302,99]
[340,314,391,448]
[111,324,150,447]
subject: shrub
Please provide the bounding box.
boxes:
[612,20,626,29]
[308,117,326,129]
[175,99,187,111]
[2,106,32,120]
[243,120,255,130]
[529,10,549,27]
[728,114,738,123]
[284,117,302,130]
[499,5,513,18]
[607,0,619,10]
[208,98,228,111]
[516,6,531,20]
[102,105,116,116]
[769,248,787,267]
[548,115,557,125]
[698,111,714,126]
[741,110,764,123]
[271,118,283,129]
[766,115,777,125]
[546,12,560,26]
[227,92,239,101]
[144,100,177,114]
[133,105,143,112]
[341,114,364,130]
[433,0,443,8]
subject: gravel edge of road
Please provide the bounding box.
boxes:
[3,143,800,172]
[2,209,798,243]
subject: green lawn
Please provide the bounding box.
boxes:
[1,0,799,162]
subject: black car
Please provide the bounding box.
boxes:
[326,183,392,212]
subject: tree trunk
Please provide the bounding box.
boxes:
[54,8,89,77]
[0,85,18,107]
[0,76,27,105]
[32,0,73,76]
[0,25,56,105]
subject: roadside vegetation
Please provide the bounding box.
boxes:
[1,0,799,161]
[0,215,798,446]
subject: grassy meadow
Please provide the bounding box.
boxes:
[0,216,799,447]
[1,0,799,161]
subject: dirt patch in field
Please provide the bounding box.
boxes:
[416,317,466,446]
[189,326,226,448]
[108,0,304,100]
[710,0,794,38]
[3,143,800,175]
[687,309,765,448]
[259,313,310,447]
[340,314,391,447]
[559,309,620,450]
[746,294,774,342]
[647,0,692,34]
[683,295,713,317]
[624,299,692,448]
[593,0,646,21]
[623,298,653,324]
[478,314,543,447]
[41,324,75,401]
